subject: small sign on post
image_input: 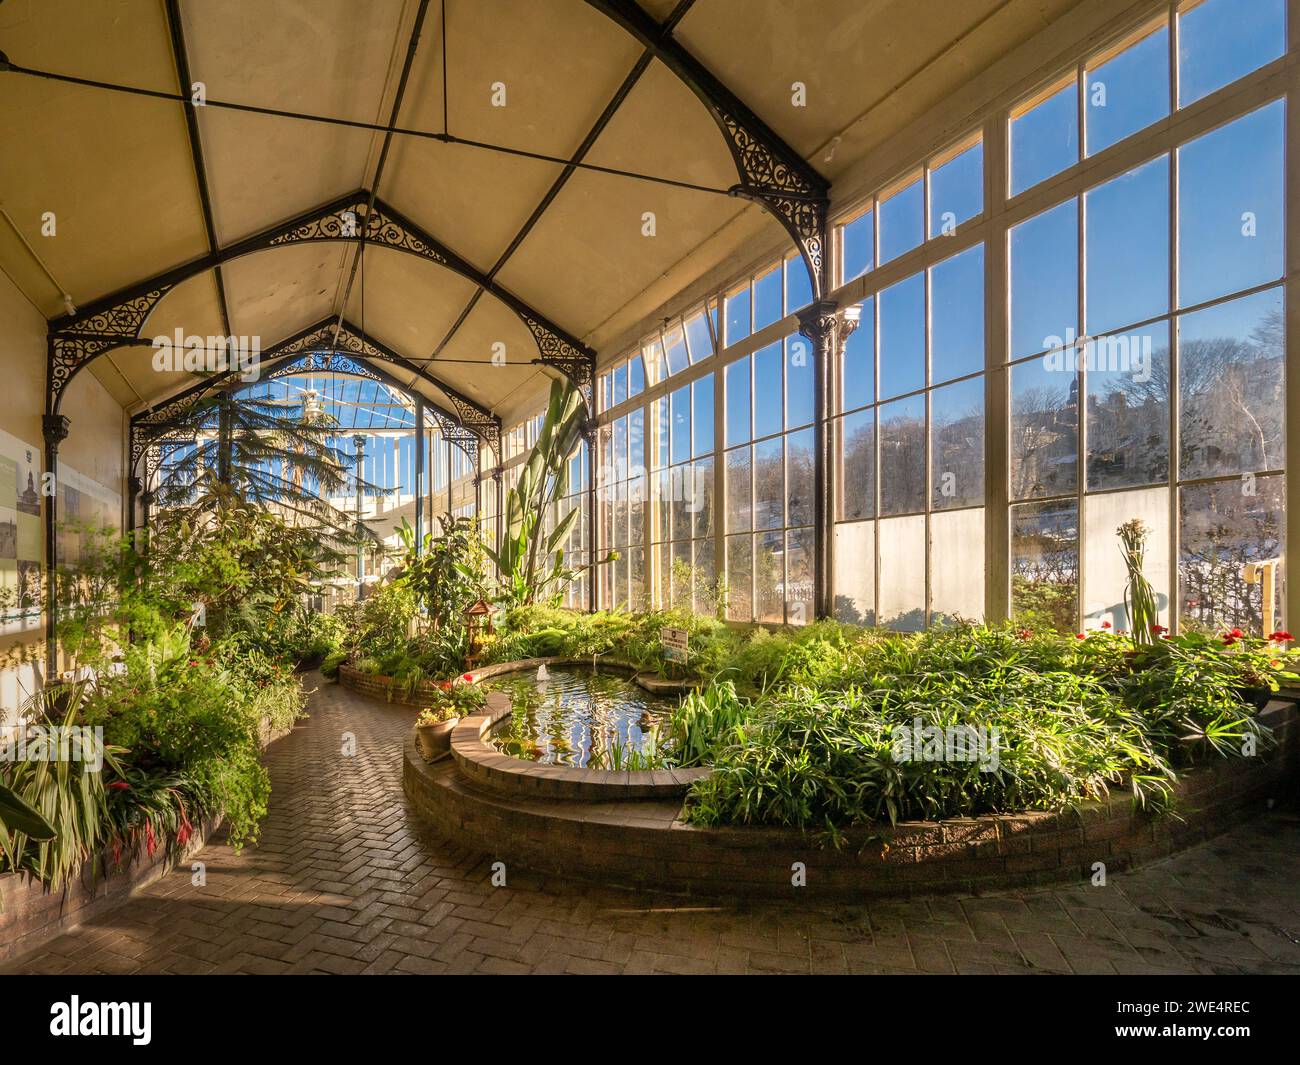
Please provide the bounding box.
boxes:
[661,626,689,666]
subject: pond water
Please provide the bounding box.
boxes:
[485,665,678,768]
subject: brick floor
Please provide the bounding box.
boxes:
[5,678,1300,975]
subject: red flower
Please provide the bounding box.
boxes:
[1100,620,1112,629]
[1269,631,1293,642]
[1223,637,1237,647]
[1230,628,1244,639]
[462,672,474,682]
[1075,633,1087,640]
[108,780,130,791]
[1150,624,1167,634]
[1016,629,1032,639]
[438,680,453,692]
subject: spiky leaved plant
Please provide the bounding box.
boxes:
[1118,519,1159,644]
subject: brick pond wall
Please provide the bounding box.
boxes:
[404,701,1299,899]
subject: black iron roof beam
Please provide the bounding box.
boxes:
[583,0,832,297]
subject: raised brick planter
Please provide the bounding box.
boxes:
[0,712,299,964]
[404,700,1299,898]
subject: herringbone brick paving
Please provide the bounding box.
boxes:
[6,677,1300,975]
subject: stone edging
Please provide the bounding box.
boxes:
[341,655,699,707]
[447,691,710,801]
[404,701,1299,898]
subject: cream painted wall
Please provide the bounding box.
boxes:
[0,266,127,718]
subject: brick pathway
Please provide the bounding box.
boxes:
[6,678,1300,975]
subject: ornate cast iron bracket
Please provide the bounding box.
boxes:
[584,0,831,300]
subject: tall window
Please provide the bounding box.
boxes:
[1009,99,1285,634]
[831,243,987,629]
[598,407,647,610]
[652,374,716,613]
[724,336,816,623]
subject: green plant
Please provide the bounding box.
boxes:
[0,685,125,890]
[395,514,489,634]
[1118,519,1159,644]
[487,380,603,608]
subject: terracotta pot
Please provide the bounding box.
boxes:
[414,718,458,760]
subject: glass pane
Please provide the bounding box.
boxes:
[1082,486,1171,631]
[931,375,985,509]
[725,355,751,446]
[753,342,783,439]
[1084,154,1169,335]
[691,458,714,540]
[879,272,925,399]
[930,508,985,625]
[663,326,689,377]
[1010,199,1078,360]
[1011,499,1079,632]
[613,363,628,405]
[841,209,874,282]
[726,445,753,532]
[655,394,669,469]
[685,309,714,363]
[669,385,690,465]
[692,374,714,459]
[753,266,783,333]
[785,255,813,313]
[725,286,751,346]
[628,545,645,611]
[1179,287,1284,479]
[1179,0,1286,108]
[838,408,875,521]
[878,514,926,630]
[655,469,670,542]
[1178,100,1285,308]
[670,465,692,542]
[833,521,875,625]
[929,140,983,237]
[628,408,645,471]
[839,298,874,413]
[643,338,664,385]
[879,176,924,265]
[1010,80,1079,196]
[879,394,926,516]
[1179,474,1285,636]
[1085,321,1171,490]
[930,243,984,384]
[628,354,645,396]
[755,531,785,623]
[1011,351,1078,499]
[786,334,814,429]
[786,428,814,527]
[671,541,692,609]
[1085,26,1170,155]
[726,533,753,621]
[754,437,784,529]
[785,527,815,625]
[694,538,717,616]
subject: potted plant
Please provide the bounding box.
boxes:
[413,679,487,760]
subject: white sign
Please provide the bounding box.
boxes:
[661,626,689,664]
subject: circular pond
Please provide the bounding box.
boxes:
[485,665,677,768]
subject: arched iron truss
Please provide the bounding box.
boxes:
[128,317,498,479]
[45,192,597,422]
